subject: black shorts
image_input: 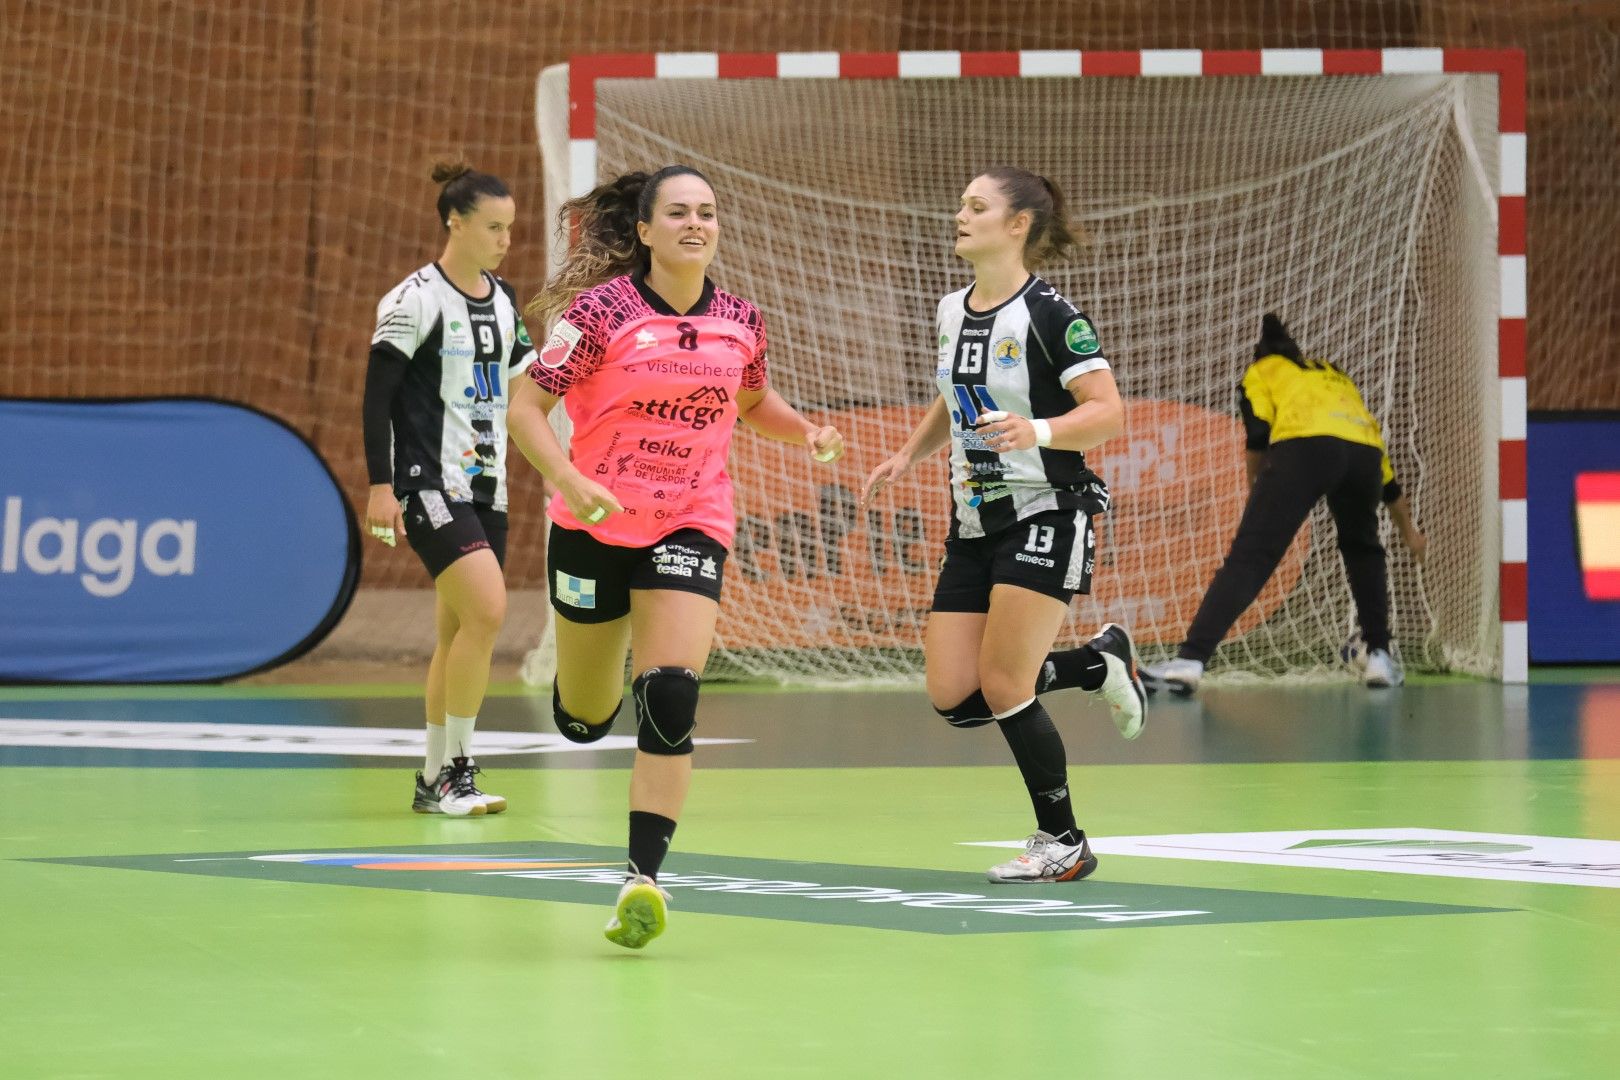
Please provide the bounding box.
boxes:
[547,524,727,624]
[931,509,1095,613]
[401,490,508,579]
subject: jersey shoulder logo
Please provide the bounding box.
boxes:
[540,319,584,368]
[1065,317,1100,356]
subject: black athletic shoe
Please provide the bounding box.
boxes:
[1087,623,1148,739]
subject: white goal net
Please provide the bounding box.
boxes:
[533,62,1503,684]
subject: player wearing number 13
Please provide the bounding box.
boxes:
[864,167,1147,885]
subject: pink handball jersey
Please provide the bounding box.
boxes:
[527,272,768,548]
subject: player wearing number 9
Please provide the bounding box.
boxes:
[361,160,536,819]
[863,166,1148,886]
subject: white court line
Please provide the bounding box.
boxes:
[0,717,749,757]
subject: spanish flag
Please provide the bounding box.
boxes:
[1576,472,1620,600]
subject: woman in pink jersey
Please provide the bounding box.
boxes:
[508,165,844,949]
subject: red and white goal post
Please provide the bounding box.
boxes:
[532,49,1526,686]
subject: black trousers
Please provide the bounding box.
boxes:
[1181,436,1390,662]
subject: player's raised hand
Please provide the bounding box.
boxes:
[807,425,844,464]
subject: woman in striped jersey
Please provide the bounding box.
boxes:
[362,161,534,818]
[863,166,1146,885]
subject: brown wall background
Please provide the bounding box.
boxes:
[3,0,1616,592]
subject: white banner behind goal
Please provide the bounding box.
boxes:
[534,51,1521,685]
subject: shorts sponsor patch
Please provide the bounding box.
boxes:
[652,542,701,578]
[554,571,597,609]
[418,490,453,529]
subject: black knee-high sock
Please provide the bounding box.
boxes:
[1039,644,1108,693]
[628,811,677,881]
[996,699,1078,840]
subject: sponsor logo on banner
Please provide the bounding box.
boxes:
[0,399,357,682]
[33,843,1505,934]
[1575,471,1620,600]
[539,318,583,368]
[1,496,195,599]
[967,829,1620,889]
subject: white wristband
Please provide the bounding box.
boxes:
[1031,418,1053,448]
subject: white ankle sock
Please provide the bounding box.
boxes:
[444,713,477,762]
[424,723,447,779]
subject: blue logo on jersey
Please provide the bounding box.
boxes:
[463,362,504,401]
[950,384,1001,428]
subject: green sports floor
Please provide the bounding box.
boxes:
[2,673,1617,1078]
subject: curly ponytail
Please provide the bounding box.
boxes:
[527,164,712,328]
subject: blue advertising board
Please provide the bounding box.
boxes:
[0,399,358,682]
[1527,413,1620,664]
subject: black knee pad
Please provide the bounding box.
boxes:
[552,684,619,743]
[935,689,994,729]
[632,666,700,755]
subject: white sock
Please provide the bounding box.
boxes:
[444,713,477,763]
[424,723,447,779]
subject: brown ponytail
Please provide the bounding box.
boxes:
[979,166,1087,268]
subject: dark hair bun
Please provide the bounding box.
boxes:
[431,159,474,185]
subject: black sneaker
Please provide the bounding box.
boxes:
[1087,623,1148,739]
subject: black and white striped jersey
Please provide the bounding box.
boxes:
[370,263,536,511]
[934,274,1112,539]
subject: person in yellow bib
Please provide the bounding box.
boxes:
[1144,314,1426,693]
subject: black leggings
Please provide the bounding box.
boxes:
[1181,437,1389,662]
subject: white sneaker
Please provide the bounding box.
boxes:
[1143,657,1204,696]
[986,831,1098,884]
[1086,623,1147,739]
[411,759,488,817]
[604,874,671,949]
[1364,649,1404,688]
[458,758,506,814]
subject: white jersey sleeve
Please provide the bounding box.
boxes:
[371,273,431,360]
